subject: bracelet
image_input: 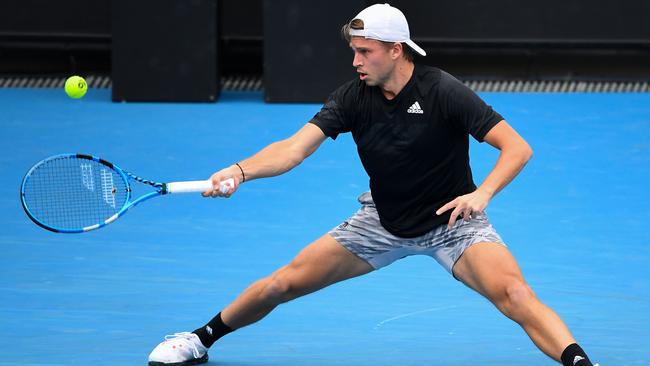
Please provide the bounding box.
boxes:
[235,163,246,183]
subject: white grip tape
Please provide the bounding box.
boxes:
[166,178,234,194]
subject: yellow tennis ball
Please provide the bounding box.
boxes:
[65,76,88,99]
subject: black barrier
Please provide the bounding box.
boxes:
[1,0,649,100]
[111,0,219,102]
[263,0,363,103]
[388,0,650,45]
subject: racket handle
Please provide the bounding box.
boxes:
[166,178,234,194]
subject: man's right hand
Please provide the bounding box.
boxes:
[202,165,243,198]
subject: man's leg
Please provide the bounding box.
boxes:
[452,242,593,365]
[221,233,374,329]
[149,234,373,365]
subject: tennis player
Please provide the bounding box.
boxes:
[149,4,596,366]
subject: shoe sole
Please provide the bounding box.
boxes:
[148,353,208,366]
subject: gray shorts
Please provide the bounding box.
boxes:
[329,192,505,275]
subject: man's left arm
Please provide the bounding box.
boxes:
[436,120,533,227]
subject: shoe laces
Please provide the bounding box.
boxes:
[164,332,202,359]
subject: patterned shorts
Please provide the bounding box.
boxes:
[329,192,505,276]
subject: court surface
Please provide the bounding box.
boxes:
[1,88,648,365]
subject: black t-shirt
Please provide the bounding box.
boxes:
[309,64,503,237]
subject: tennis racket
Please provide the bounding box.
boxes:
[20,153,233,233]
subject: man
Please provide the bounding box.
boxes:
[148,4,596,366]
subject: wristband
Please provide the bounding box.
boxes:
[235,163,246,183]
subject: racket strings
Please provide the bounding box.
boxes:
[22,156,129,230]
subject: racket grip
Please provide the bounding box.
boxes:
[166,178,234,194]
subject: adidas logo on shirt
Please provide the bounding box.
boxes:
[407,101,424,114]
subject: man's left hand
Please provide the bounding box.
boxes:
[436,189,493,228]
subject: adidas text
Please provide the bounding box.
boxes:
[407,101,424,114]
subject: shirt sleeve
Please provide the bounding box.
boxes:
[439,71,504,142]
[308,80,357,140]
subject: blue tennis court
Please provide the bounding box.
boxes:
[1,88,649,365]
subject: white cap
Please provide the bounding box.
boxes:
[348,3,426,57]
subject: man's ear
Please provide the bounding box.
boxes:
[391,42,403,60]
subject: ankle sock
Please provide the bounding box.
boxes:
[192,312,234,348]
[561,343,593,366]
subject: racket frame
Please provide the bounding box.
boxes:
[20,153,214,233]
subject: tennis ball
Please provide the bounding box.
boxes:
[64,76,88,99]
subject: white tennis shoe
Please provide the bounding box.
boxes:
[148,332,208,366]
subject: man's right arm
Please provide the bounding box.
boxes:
[203,123,327,197]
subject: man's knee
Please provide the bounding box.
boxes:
[259,265,304,305]
[493,278,537,321]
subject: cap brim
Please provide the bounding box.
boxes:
[405,39,426,56]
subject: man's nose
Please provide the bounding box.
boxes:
[352,53,362,67]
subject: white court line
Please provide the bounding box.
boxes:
[374,305,460,330]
